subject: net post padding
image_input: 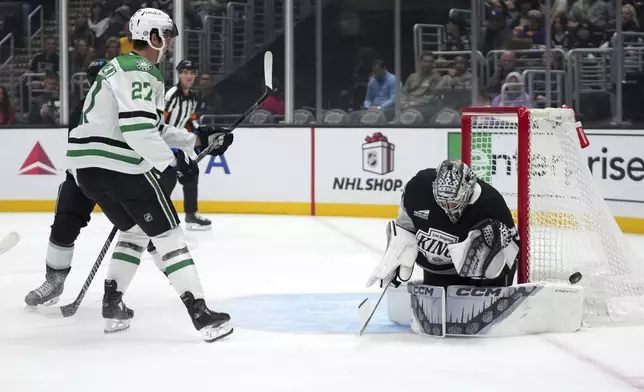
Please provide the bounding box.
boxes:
[460,106,644,324]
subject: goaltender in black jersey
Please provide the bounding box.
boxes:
[366,159,520,289]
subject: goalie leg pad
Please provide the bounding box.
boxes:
[408,283,446,337]
[443,283,583,336]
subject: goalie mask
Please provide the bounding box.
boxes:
[433,160,477,223]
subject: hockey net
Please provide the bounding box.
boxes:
[461,106,644,324]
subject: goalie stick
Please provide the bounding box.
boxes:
[0,231,20,256]
[37,51,274,319]
[358,274,395,335]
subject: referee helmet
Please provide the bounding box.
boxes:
[176,60,198,72]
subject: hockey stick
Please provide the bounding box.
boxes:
[358,274,395,335]
[0,232,20,256]
[37,51,274,319]
[37,226,118,318]
[196,51,273,160]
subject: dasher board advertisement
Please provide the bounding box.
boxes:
[314,128,447,205]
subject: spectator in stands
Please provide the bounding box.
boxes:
[29,36,59,75]
[552,11,571,48]
[402,52,441,107]
[195,71,223,117]
[485,50,517,98]
[105,37,121,60]
[445,19,471,51]
[106,0,139,14]
[347,47,377,110]
[71,12,95,49]
[483,10,513,54]
[89,2,110,49]
[568,0,610,30]
[71,37,97,75]
[141,0,164,10]
[28,72,59,125]
[514,9,546,45]
[570,21,602,48]
[259,78,285,116]
[510,0,541,29]
[492,72,532,107]
[103,5,131,41]
[119,23,133,54]
[0,86,16,125]
[363,60,398,112]
[436,56,472,90]
[621,4,641,31]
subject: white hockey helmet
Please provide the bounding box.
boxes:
[129,8,178,63]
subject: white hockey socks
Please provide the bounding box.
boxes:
[106,227,148,293]
[151,226,204,299]
[46,241,74,270]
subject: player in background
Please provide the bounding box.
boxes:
[25,59,108,307]
[66,8,232,342]
[366,159,519,289]
[164,60,211,230]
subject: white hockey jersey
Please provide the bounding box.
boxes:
[67,53,195,174]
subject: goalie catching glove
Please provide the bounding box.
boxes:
[366,221,418,288]
[196,126,234,156]
[448,218,519,279]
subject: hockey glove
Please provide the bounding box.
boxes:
[172,148,199,183]
[448,218,519,279]
[197,126,234,156]
[366,221,418,288]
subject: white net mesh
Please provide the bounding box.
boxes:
[466,107,644,324]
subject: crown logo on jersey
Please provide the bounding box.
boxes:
[19,142,56,175]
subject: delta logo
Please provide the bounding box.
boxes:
[19,142,57,175]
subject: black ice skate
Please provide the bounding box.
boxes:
[24,266,71,307]
[185,212,212,231]
[103,280,134,334]
[180,291,233,342]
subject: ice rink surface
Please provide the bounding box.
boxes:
[1,212,644,392]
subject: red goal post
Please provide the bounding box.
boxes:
[460,107,533,284]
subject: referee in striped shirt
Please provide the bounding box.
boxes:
[164,60,211,230]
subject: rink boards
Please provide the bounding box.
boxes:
[0,127,643,234]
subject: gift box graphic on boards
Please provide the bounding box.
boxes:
[362,132,395,175]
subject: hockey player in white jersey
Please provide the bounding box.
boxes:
[67,8,232,342]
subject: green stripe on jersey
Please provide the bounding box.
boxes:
[165,259,195,275]
[115,54,163,82]
[112,252,141,265]
[120,123,156,133]
[82,76,104,124]
[67,149,144,165]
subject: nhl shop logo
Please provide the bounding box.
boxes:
[19,142,57,175]
[332,132,403,192]
[362,132,395,175]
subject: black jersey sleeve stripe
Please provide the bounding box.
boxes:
[68,136,133,150]
[118,111,158,120]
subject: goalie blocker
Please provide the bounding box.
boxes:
[366,160,585,336]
